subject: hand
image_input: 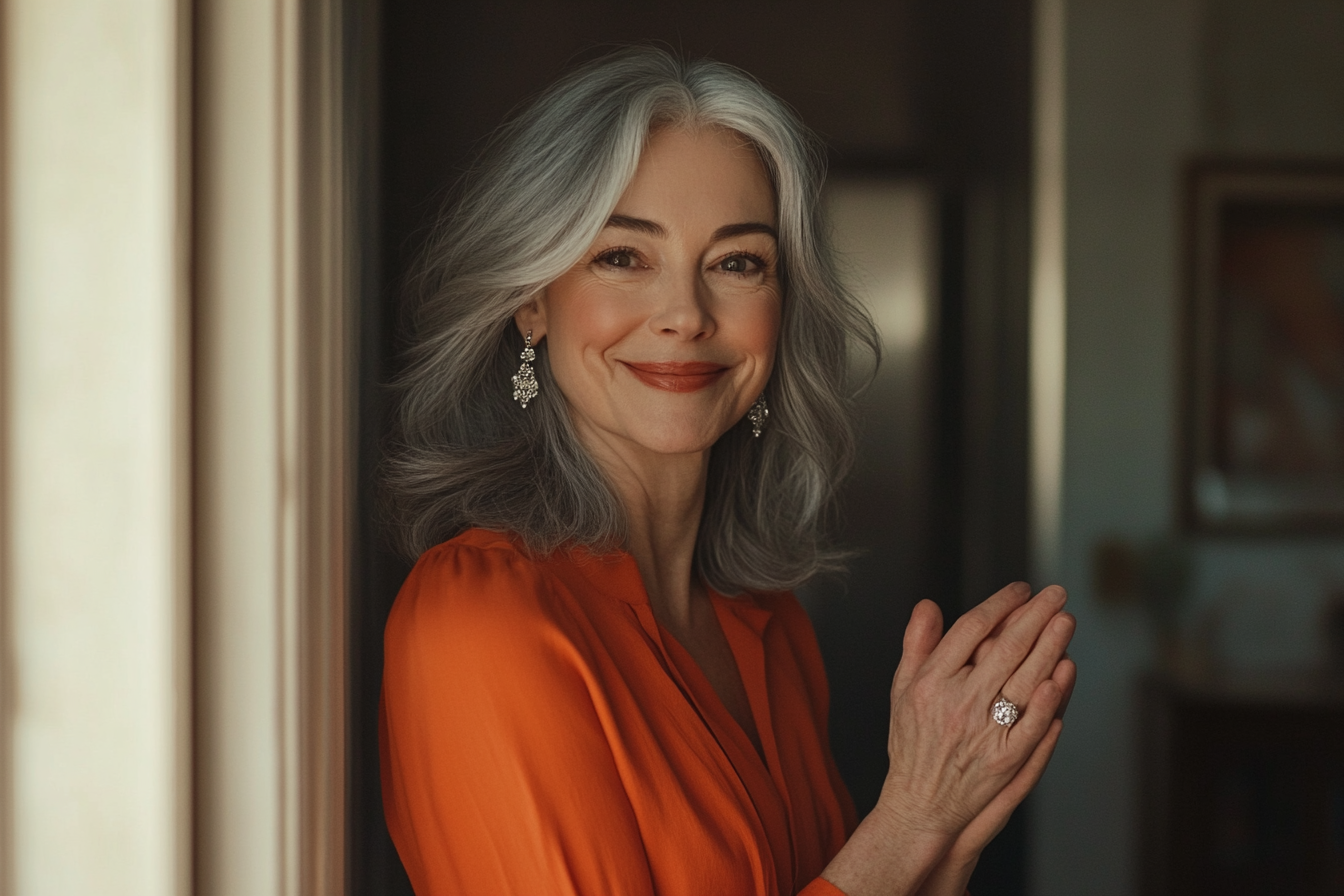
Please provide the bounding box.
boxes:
[820,584,1074,896]
[876,583,1069,840]
[896,593,1077,896]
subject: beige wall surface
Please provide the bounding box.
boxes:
[2,1,190,894]
[2,1,352,893]
[194,0,351,892]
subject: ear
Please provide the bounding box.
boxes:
[513,294,547,344]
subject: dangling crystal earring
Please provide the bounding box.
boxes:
[748,393,769,437]
[512,330,539,408]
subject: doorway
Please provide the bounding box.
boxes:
[353,3,1033,892]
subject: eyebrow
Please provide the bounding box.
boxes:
[604,215,778,243]
[605,214,665,237]
[712,221,778,242]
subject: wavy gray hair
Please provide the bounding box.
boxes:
[384,47,879,594]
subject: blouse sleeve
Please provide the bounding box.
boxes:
[380,542,656,896]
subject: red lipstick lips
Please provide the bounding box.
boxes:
[621,361,729,393]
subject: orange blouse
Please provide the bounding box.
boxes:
[381,528,858,895]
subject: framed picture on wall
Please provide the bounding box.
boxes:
[1184,161,1344,532]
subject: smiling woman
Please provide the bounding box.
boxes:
[379,47,1076,896]
[384,50,868,594]
[518,127,780,473]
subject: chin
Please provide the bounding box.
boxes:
[626,418,728,456]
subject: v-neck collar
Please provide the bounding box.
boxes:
[711,594,793,811]
[554,543,800,891]
[656,596,797,894]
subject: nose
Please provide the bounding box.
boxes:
[647,268,715,341]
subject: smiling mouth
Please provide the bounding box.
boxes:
[620,361,730,393]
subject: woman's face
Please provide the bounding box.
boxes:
[517,126,781,462]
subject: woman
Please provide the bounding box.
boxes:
[381,47,1076,896]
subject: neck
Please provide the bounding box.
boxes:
[577,428,710,628]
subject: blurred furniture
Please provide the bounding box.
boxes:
[1139,672,1344,895]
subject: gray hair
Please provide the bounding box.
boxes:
[384,47,879,594]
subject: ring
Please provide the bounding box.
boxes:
[991,697,1020,727]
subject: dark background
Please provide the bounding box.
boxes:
[350,2,1034,893]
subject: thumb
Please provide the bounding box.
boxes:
[892,599,943,698]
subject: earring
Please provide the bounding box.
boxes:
[512,330,539,408]
[748,393,769,437]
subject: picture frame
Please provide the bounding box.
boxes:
[1183,160,1344,533]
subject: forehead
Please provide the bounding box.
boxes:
[613,126,777,228]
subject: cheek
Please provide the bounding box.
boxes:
[554,299,633,349]
[542,279,640,381]
[755,303,783,352]
[727,296,782,367]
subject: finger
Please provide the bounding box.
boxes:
[998,612,1075,708]
[996,717,1063,810]
[892,600,943,699]
[926,582,1032,676]
[1052,655,1077,720]
[981,719,1065,847]
[1002,677,1063,752]
[967,586,1067,698]
[965,717,1064,847]
[969,597,1037,666]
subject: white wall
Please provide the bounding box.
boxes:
[2,2,353,893]
[1032,2,1344,894]
[2,1,189,894]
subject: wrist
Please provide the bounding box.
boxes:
[913,842,979,896]
[874,772,967,841]
[822,793,957,896]
[941,844,980,875]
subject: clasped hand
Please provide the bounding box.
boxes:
[823,583,1076,896]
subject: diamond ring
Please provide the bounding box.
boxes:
[991,697,1020,727]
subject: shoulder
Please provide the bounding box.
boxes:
[403,527,538,594]
[384,529,564,669]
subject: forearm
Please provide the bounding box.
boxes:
[818,791,958,896]
[913,848,977,896]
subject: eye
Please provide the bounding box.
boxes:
[718,253,765,275]
[596,248,639,269]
